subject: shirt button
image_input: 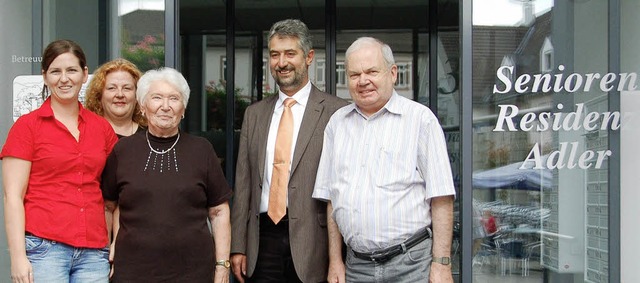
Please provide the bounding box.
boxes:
[80,208,84,212]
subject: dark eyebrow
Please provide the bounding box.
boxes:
[270,49,297,53]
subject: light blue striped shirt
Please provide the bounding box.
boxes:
[313,91,456,253]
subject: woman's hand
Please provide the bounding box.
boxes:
[109,242,116,279]
[10,255,33,283]
[209,203,231,283]
[214,265,230,283]
[3,157,33,283]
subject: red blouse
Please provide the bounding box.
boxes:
[483,216,498,235]
[1,98,118,248]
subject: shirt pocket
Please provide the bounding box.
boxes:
[375,147,415,188]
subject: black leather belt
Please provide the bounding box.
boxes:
[352,227,431,263]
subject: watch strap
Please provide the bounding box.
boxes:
[215,259,231,268]
[433,256,451,265]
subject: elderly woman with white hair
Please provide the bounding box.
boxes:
[101,67,232,283]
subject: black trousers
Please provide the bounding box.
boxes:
[247,214,302,283]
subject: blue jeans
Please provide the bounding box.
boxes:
[346,238,433,283]
[25,234,110,283]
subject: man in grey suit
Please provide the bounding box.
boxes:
[230,19,348,283]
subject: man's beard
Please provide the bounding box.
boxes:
[274,66,305,90]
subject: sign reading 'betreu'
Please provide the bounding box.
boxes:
[491,65,629,170]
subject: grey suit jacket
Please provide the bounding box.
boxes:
[230,85,348,283]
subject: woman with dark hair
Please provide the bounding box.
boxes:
[85,58,146,138]
[1,39,117,282]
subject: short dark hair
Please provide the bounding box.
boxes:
[40,39,87,99]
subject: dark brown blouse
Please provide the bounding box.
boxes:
[102,130,232,282]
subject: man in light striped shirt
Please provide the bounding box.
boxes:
[312,37,456,283]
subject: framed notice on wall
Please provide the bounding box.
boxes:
[12,75,92,122]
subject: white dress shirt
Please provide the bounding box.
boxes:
[313,91,456,253]
[259,81,311,213]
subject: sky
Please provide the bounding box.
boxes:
[119,0,164,16]
[473,0,554,26]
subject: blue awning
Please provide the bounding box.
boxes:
[472,155,552,190]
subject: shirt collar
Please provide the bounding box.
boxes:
[37,98,54,118]
[277,81,311,108]
[348,90,402,118]
[37,97,88,122]
[383,90,402,115]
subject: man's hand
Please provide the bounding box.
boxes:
[326,202,346,283]
[429,261,453,283]
[327,260,346,283]
[230,254,247,283]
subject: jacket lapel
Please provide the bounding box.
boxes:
[290,87,324,175]
[257,96,278,185]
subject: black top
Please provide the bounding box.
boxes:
[115,125,145,139]
[102,130,232,282]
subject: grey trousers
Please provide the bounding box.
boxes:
[346,238,433,283]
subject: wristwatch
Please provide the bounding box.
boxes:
[215,259,231,269]
[433,256,451,265]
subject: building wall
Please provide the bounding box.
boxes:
[0,0,32,277]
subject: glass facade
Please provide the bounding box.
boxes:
[469,1,634,282]
[115,0,165,72]
[2,0,638,282]
[42,1,102,70]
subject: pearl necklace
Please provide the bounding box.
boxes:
[144,131,180,172]
[146,130,180,154]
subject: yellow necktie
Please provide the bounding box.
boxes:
[268,98,296,224]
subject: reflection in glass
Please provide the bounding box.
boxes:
[201,34,230,164]
[471,1,611,282]
[115,0,165,72]
[438,29,461,279]
[43,1,101,69]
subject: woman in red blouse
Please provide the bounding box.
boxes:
[2,39,118,283]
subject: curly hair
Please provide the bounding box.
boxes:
[85,58,146,126]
